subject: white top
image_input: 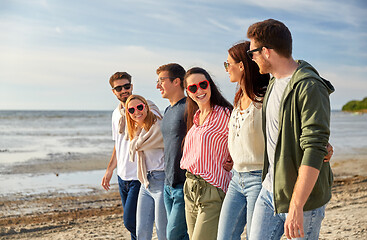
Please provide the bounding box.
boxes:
[263,76,292,192]
[143,147,165,172]
[112,106,138,180]
[228,102,264,172]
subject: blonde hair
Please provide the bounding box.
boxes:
[125,95,157,140]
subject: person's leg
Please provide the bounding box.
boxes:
[217,171,248,240]
[283,204,326,240]
[164,184,173,219]
[191,181,225,240]
[118,176,137,239]
[244,170,262,239]
[183,176,198,239]
[123,180,141,240]
[249,187,284,240]
[136,184,154,240]
[118,176,128,208]
[166,184,189,240]
[148,171,167,240]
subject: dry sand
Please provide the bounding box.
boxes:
[1,158,366,240]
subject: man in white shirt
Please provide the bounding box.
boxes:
[102,72,140,240]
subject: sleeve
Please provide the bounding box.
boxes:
[111,110,117,141]
[298,80,330,170]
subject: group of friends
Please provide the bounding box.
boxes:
[101,19,335,240]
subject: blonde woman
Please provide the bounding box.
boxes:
[125,95,167,240]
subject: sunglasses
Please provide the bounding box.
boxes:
[187,80,209,94]
[128,103,145,114]
[224,61,240,71]
[113,83,131,92]
[246,46,272,59]
[223,62,230,71]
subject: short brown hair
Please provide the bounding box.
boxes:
[156,63,186,89]
[247,19,292,58]
[109,72,132,88]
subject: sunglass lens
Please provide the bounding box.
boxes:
[188,85,198,94]
[123,84,131,90]
[128,108,135,114]
[136,104,144,111]
[199,81,208,90]
[114,86,123,92]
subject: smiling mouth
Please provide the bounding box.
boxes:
[196,94,206,99]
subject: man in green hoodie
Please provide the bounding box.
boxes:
[247,19,334,240]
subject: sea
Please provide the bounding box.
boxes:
[0,110,366,197]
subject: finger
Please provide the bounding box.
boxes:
[284,223,290,239]
[299,225,305,238]
[289,224,296,239]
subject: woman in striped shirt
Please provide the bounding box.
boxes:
[180,67,233,240]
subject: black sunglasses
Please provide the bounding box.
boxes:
[246,46,263,59]
[187,80,209,94]
[113,83,131,92]
[246,46,271,59]
[128,103,145,114]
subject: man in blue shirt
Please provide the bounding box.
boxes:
[156,63,189,240]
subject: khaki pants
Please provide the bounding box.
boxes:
[183,172,225,240]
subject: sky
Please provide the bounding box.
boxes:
[0,0,366,111]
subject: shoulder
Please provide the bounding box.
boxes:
[213,105,231,118]
[112,107,121,118]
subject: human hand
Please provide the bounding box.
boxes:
[101,171,113,191]
[324,143,333,162]
[285,204,304,239]
[223,157,233,172]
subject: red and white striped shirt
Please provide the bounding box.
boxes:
[180,105,232,192]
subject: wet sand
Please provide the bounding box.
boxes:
[1,158,366,240]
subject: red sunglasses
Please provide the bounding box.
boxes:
[187,80,209,94]
[128,103,145,114]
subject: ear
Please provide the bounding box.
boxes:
[130,84,134,92]
[173,78,181,87]
[263,47,271,59]
[239,61,245,72]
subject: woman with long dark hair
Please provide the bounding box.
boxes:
[180,67,233,240]
[217,41,270,240]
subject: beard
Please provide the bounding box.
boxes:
[118,92,131,103]
[257,57,272,75]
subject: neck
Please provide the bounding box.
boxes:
[272,57,298,79]
[240,92,252,109]
[168,91,186,106]
[198,101,212,113]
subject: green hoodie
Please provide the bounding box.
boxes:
[262,60,335,213]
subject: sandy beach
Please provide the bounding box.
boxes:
[1,156,366,240]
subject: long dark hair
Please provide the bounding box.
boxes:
[184,67,233,131]
[228,41,270,106]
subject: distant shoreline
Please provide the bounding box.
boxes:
[342,109,367,114]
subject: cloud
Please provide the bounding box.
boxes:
[242,0,366,27]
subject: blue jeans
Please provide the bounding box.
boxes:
[250,187,326,240]
[137,171,167,240]
[164,184,189,240]
[217,169,262,240]
[118,177,141,240]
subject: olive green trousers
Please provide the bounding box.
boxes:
[183,172,225,240]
